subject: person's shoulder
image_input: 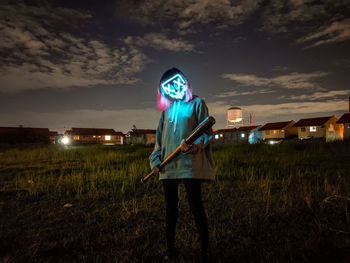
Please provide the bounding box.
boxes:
[191,95,204,104]
[192,96,208,109]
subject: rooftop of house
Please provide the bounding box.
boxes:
[128,129,156,135]
[0,127,18,133]
[49,131,59,136]
[259,121,294,131]
[214,126,261,133]
[293,116,334,127]
[215,128,237,133]
[0,127,51,135]
[336,113,350,124]
[237,125,261,131]
[65,128,123,136]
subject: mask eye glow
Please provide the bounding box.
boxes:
[161,74,187,100]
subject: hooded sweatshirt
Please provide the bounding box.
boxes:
[149,95,215,181]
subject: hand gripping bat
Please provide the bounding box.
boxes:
[141,116,216,183]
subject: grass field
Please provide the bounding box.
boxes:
[1,140,350,263]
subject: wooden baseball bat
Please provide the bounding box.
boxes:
[141,116,216,183]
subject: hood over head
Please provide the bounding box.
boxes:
[157,67,193,111]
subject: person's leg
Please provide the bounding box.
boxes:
[184,180,209,260]
[162,179,179,255]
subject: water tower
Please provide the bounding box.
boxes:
[226,107,244,128]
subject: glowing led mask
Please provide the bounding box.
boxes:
[161,74,187,100]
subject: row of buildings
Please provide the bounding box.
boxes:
[1,109,349,146]
[63,128,156,145]
[214,113,350,145]
[0,126,156,145]
[0,126,58,144]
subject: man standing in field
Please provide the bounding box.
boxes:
[149,67,215,262]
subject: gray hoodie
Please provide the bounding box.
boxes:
[149,96,215,181]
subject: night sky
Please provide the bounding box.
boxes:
[1,0,350,133]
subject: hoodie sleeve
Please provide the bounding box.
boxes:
[191,98,213,153]
[149,111,164,169]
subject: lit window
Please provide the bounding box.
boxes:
[215,134,219,139]
[73,136,79,140]
[105,135,111,141]
[220,134,223,137]
[273,130,278,134]
[241,133,245,138]
[93,135,96,138]
[310,126,316,132]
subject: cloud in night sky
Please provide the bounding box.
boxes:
[118,0,350,48]
[261,0,350,48]
[0,1,147,92]
[209,100,348,117]
[124,33,195,52]
[298,19,350,48]
[280,90,350,101]
[116,0,261,31]
[261,0,326,33]
[215,89,275,98]
[221,72,329,90]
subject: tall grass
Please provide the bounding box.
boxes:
[0,145,156,199]
[0,140,350,262]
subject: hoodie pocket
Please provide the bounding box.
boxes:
[180,152,193,169]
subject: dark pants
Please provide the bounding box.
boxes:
[162,179,209,255]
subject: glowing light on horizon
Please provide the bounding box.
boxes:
[62,136,69,145]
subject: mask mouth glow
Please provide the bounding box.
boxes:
[161,74,187,100]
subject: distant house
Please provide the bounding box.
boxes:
[337,113,350,139]
[0,126,57,144]
[213,126,263,145]
[49,131,59,144]
[213,128,237,145]
[259,121,297,142]
[64,128,124,145]
[293,116,342,142]
[125,129,156,145]
[238,126,264,144]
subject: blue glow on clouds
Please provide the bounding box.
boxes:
[161,74,187,100]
